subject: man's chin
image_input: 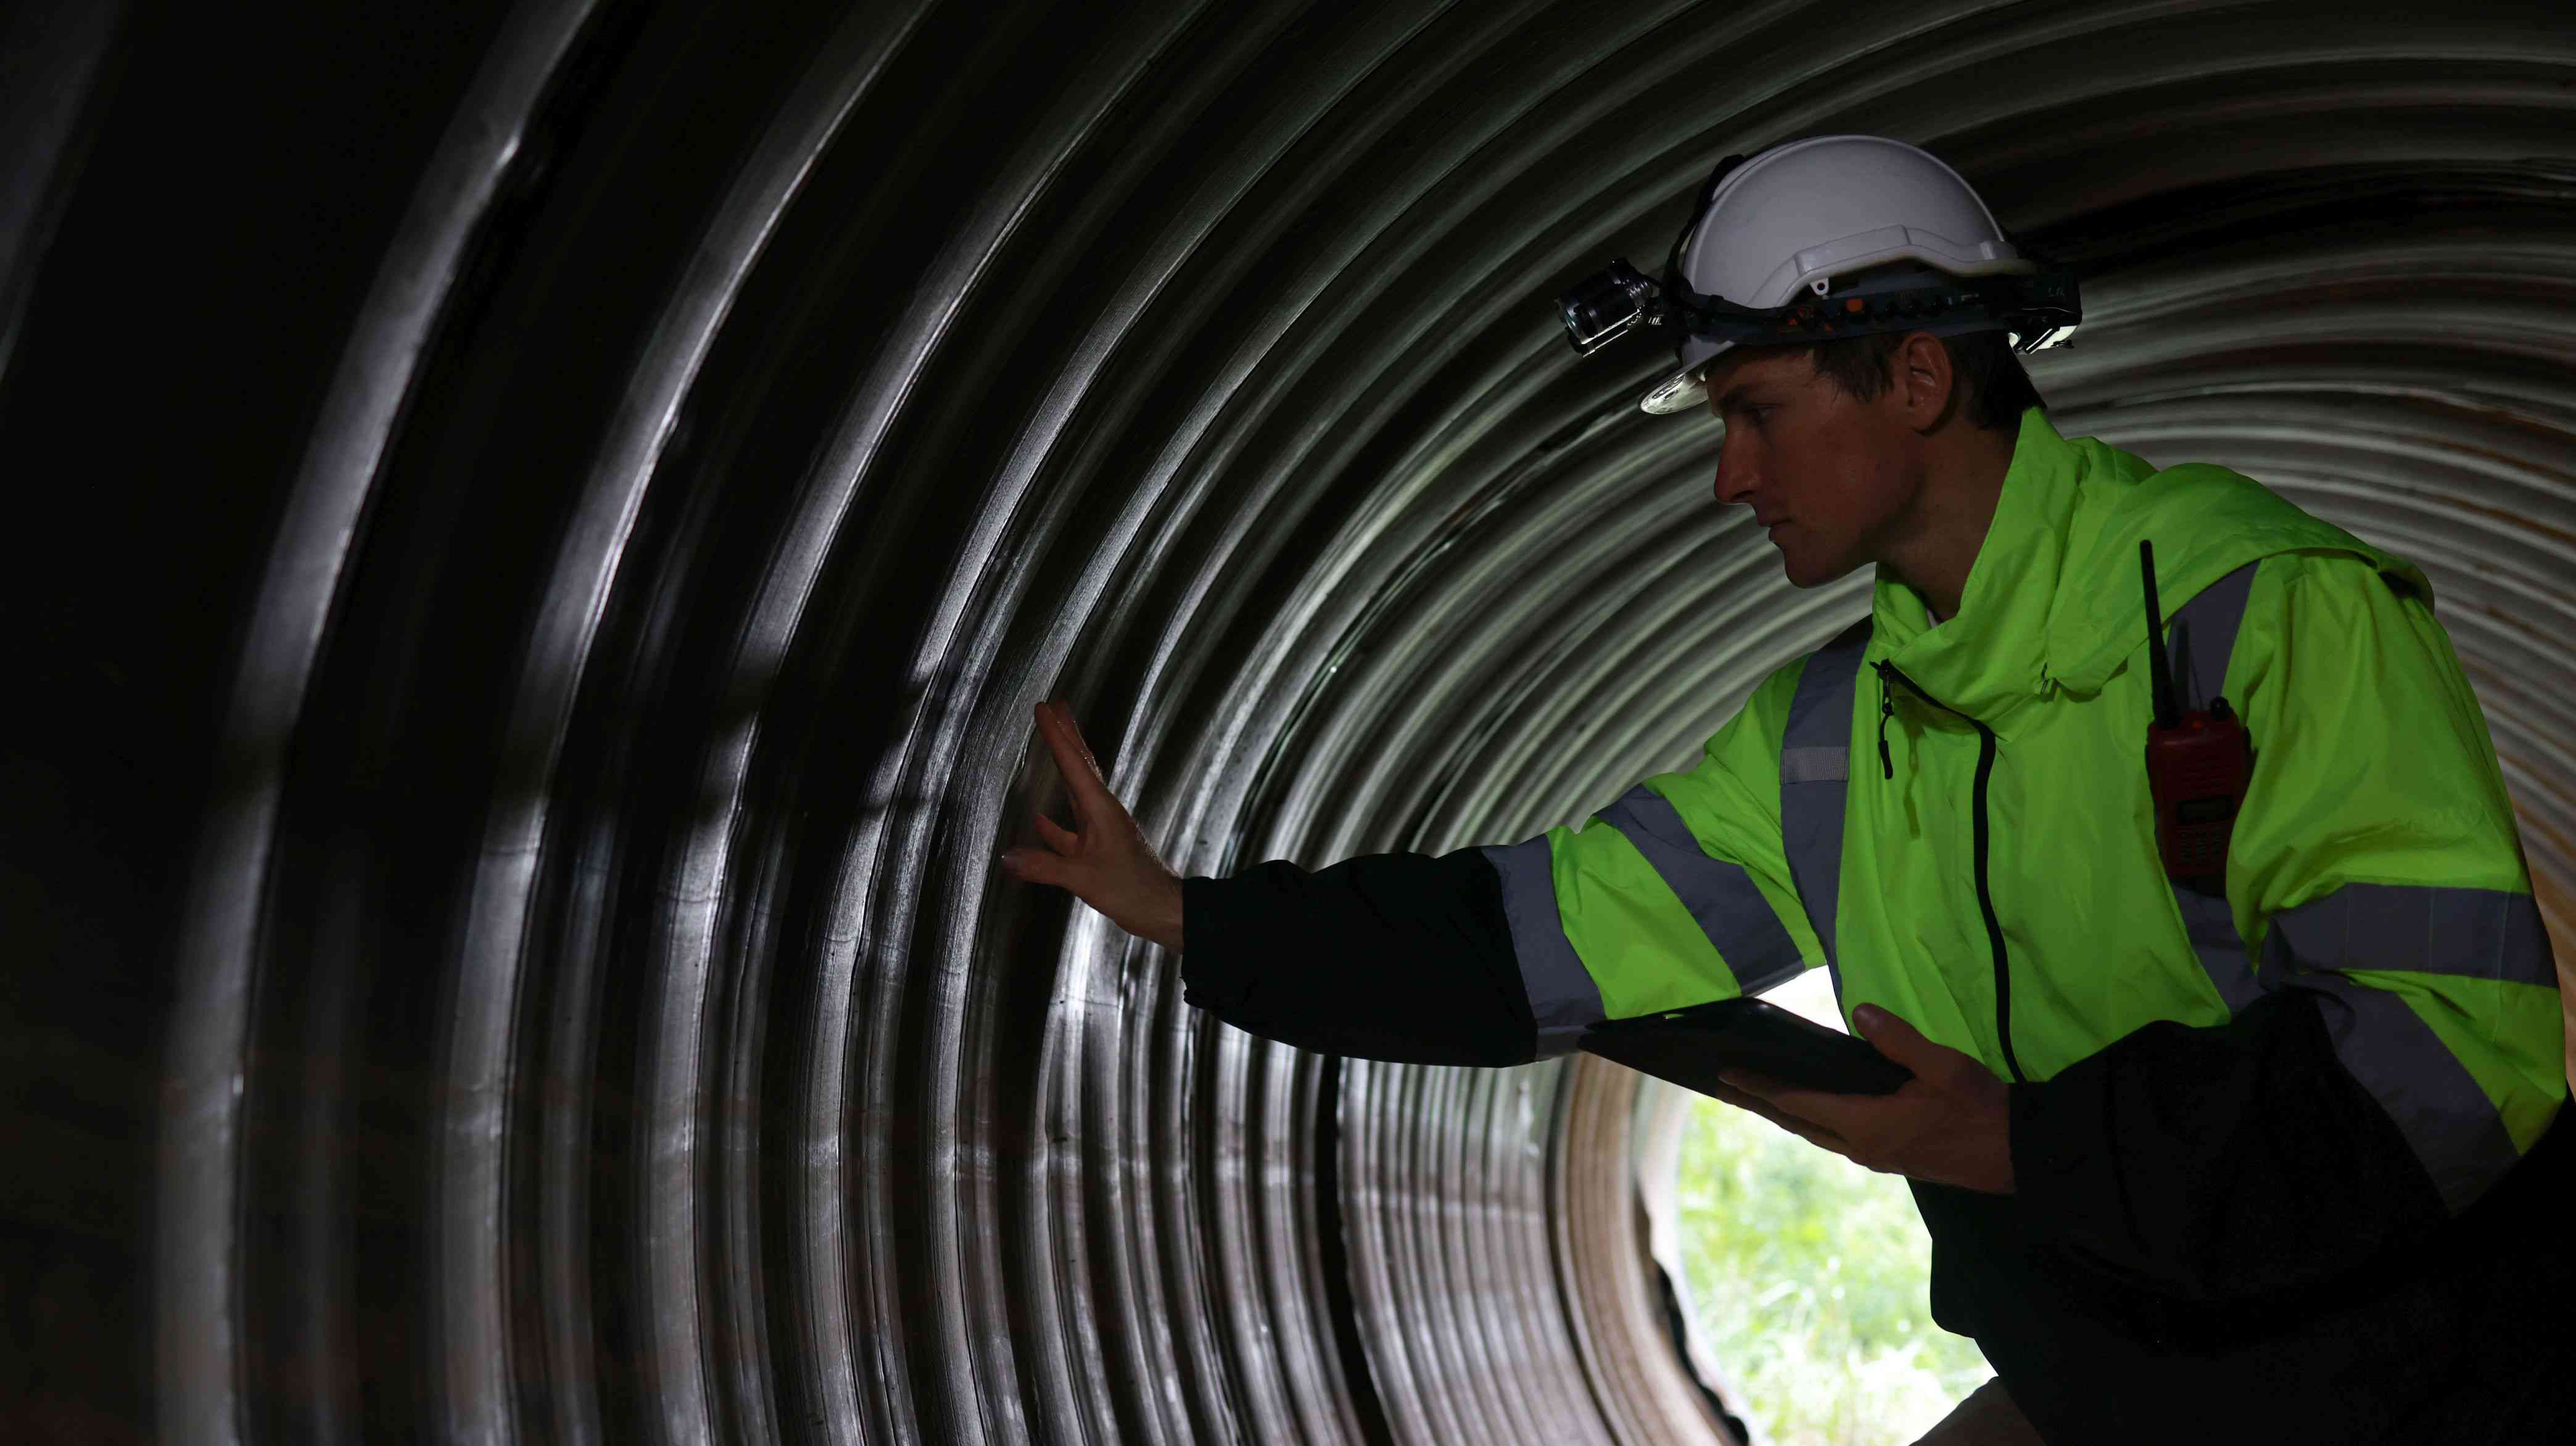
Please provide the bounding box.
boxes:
[1778,547,1857,589]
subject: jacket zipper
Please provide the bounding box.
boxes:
[1874,659,2026,1084]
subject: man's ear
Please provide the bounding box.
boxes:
[1895,330,1962,431]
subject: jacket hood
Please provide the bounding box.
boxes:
[1862,405,2427,731]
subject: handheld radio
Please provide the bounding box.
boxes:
[2139,540,2254,881]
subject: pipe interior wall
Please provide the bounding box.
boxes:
[3,2,2572,1440]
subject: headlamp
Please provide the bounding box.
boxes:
[1557,260,1664,357]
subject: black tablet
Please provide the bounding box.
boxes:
[1579,996,1913,1097]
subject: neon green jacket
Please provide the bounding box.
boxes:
[1477,405,2564,1404]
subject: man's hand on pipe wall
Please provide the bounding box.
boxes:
[997,699,1186,952]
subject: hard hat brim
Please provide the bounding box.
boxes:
[1641,328,1740,415]
[1640,349,1727,415]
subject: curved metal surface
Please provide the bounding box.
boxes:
[4,1,2573,1440]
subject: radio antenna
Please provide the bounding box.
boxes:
[2141,540,2179,730]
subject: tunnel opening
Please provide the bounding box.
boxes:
[1640,971,1994,1446]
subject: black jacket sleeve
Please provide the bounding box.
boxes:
[1179,846,1536,1066]
[2009,985,2449,1303]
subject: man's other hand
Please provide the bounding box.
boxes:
[1716,1005,2014,1194]
[996,699,1186,953]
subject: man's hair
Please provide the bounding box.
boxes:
[1789,327,2046,434]
[1760,260,2047,433]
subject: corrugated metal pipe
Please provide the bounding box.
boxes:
[1,1,2569,1440]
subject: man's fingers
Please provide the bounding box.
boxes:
[1039,701,1122,828]
[1031,811,1078,850]
[1031,701,1094,829]
[1740,1080,1864,1138]
[997,846,1059,888]
[1752,1105,1847,1153]
[1708,1080,1849,1152]
[1852,1005,1956,1072]
[1049,700,1105,780]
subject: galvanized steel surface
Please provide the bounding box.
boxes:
[4,1,2573,1440]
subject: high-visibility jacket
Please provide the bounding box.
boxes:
[1480,402,2561,1189]
[1179,404,2570,1444]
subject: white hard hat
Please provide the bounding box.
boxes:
[1639,134,2042,416]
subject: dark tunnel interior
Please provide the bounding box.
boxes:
[3,1,2572,1440]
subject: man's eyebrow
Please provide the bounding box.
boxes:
[1712,384,1764,412]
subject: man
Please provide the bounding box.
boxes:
[999,136,2569,1444]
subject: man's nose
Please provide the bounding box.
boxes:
[1713,443,1758,507]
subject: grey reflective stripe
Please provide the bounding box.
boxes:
[2175,559,2529,1210]
[2289,957,2521,1213]
[2269,883,2558,989]
[1780,746,1847,783]
[1598,785,1806,997]
[2169,558,2256,711]
[1477,839,1604,1057]
[1780,617,1873,1000]
[2165,561,2264,1009]
[2174,878,2264,1012]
